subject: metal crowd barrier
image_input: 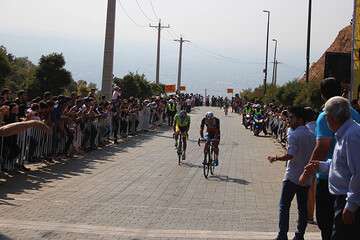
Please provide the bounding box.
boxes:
[0,108,167,172]
[267,114,289,147]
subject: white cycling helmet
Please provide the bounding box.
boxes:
[205,112,214,119]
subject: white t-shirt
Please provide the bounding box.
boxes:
[112,90,121,100]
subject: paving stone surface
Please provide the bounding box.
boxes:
[0,107,320,239]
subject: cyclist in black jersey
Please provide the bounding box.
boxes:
[200,112,221,166]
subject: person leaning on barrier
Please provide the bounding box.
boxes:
[0,106,49,137]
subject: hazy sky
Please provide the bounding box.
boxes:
[0,0,353,95]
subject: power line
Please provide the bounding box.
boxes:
[190,43,263,65]
[164,28,178,40]
[149,0,159,20]
[117,0,147,27]
[135,0,156,22]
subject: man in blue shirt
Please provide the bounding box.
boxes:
[299,78,360,240]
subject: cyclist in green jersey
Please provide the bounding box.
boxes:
[173,110,191,160]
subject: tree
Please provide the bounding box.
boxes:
[240,79,323,110]
[113,72,163,99]
[36,53,73,95]
[5,57,37,93]
[75,80,98,97]
[0,46,11,88]
[276,80,302,106]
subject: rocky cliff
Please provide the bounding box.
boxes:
[299,25,352,82]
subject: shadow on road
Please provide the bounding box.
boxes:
[0,127,170,205]
[256,135,272,138]
[208,175,251,185]
[0,234,12,240]
[181,162,203,169]
[152,133,199,144]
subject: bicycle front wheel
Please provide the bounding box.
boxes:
[210,151,215,175]
[203,152,210,178]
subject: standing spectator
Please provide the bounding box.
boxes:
[351,99,360,114]
[88,88,96,98]
[324,97,360,239]
[267,106,316,240]
[166,99,177,127]
[306,97,360,239]
[43,91,52,101]
[111,100,120,144]
[0,88,11,104]
[2,102,22,170]
[304,107,317,224]
[299,77,360,240]
[15,90,28,118]
[112,86,121,101]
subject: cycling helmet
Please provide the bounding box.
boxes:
[205,112,214,119]
[179,110,187,119]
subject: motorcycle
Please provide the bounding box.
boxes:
[253,115,266,136]
[243,114,252,129]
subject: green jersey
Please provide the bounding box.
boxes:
[174,114,191,128]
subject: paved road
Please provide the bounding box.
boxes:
[0,107,320,240]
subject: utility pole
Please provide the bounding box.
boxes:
[306,0,312,83]
[271,60,282,85]
[274,60,278,85]
[174,36,190,92]
[101,0,117,99]
[272,39,278,85]
[263,10,271,94]
[150,19,170,84]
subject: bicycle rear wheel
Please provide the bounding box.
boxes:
[203,151,210,178]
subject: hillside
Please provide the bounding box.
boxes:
[299,25,352,82]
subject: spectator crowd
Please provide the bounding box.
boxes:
[0,86,202,173]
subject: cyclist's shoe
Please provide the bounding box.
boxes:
[202,160,206,165]
[182,152,186,160]
[214,160,219,166]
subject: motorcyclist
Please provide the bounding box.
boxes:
[243,103,253,126]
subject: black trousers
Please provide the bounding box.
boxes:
[112,116,120,140]
[331,195,360,240]
[316,179,335,240]
[167,111,176,126]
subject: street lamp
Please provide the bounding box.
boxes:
[263,10,270,94]
[306,0,312,83]
[272,39,278,85]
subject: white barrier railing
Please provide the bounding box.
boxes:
[0,108,166,172]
